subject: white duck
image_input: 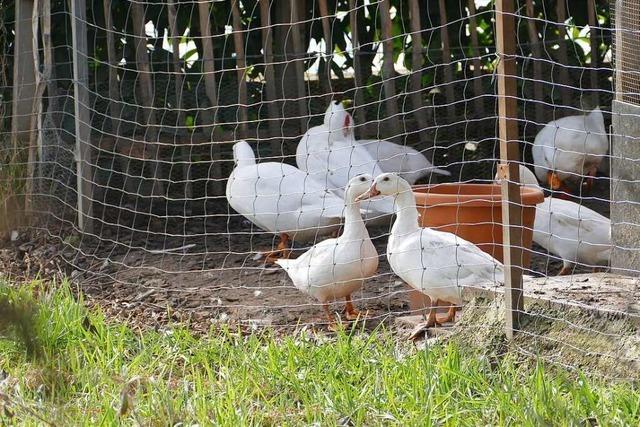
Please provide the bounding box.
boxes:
[357,173,503,333]
[296,102,396,221]
[275,174,379,329]
[495,164,611,275]
[226,140,346,262]
[532,107,608,196]
[318,101,451,184]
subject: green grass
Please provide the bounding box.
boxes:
[0,281,638,426]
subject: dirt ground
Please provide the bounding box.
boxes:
[0,175,618,335]
[0,176,611,328]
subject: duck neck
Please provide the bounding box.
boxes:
[341,197,367,238]
[392,189,420,235]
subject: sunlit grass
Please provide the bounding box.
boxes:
[0,280,638,425]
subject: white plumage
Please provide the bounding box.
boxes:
[495,164,611,275]
[532,108,608,193]
[296,101,396,220]
[276,174,379,328]
[226,140,346,260]
[357,139,450,184]
[358,173,503,330]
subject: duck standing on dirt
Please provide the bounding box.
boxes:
[275,174,379,330]
[357,173,504,338]
[226,140,347,263]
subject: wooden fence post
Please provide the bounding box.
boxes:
[467,0,485,115]
[408,0,429,132]
[197,0,223,196]
[438,0,456,119]
[231,0,249,139]
[11,0,36,218]
[167,0,192,212]
[555,0,572,111]
[259,0,281,155]
[348,0,366,129]
[378,0,401,141]
[587,0,600,107]
[317,0,333,104]
[495,0,524,339]
[71,0,94,233]
[290,0,309,133]
[525,0,544,125]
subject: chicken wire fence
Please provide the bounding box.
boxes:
[0,0,638,377]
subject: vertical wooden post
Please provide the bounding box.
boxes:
[379,0,401,141]
[103,0,121,138]
[131,1,164,198]
[587,0,600,107]
[11,0,36,219]
[555,0,572,110]
[348,0,366,128]
[197,1,222,196]
[290,0,308,133]
[467,0,485,115]
[525,0,544,124]
[317,0,333,103]
[71,0,94,232]
[259,0,281,155]
[438,0,456,119]
[408,0,428,132]
[25,0,42,213]
[495,0,523,339]
[11,0,36,144]
[167,0,192,212]
[231,0,249,139]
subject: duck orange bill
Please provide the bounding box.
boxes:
[355,184,381,201]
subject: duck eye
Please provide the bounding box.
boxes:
[383,177,390,182]
[360,177,366,182]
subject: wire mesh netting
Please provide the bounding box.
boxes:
[0,0,639,378]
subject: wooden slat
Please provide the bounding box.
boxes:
[555,0,572,110]
[348,0,366,128]
[11,0,36,142]
[290,0,308,133]
[317,0,333,103]
[408,0,428,133]
[496,0,524,339]
[587,0,600,107]
[467,0,485,115]
[102,0,122,139]
[525,0,544,123]
[379,0,401,141]
[167,0,192,212]
[71,0,94,232]
[438,0,456,119]
[231,0,249,139]
[259,0,281,155]
[131,1,163,198]
[26,0,42,214]
[197,1,222,195]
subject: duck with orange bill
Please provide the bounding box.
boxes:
[226,140,347,263]
[275,174,379,330]
[357,173,504,339]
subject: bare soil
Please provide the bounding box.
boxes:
[0,176,613,333]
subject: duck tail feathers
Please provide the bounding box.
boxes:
[431,168,451,177]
